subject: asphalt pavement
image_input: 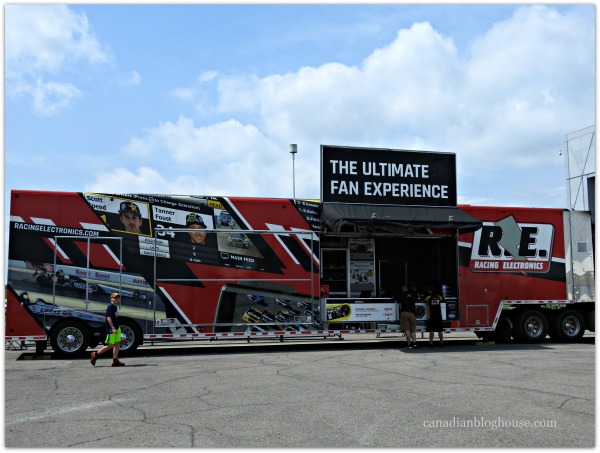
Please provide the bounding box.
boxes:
[4,337,595,448]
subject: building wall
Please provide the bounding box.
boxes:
[564,125,595,221]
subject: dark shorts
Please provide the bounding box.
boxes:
[426,317,443,332]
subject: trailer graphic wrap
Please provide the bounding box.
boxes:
[469,215,555,273]
[6,189,594,355]
[7,191,320,355]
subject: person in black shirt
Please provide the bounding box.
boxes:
[425,286,444,347]
[398,286,418,349]
[90,293,125,366]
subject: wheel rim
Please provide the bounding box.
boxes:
[561,316,582,337]
[57,326,85,353]
[119,325,136,351]
[524,315,544,339]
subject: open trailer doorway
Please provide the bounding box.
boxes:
[375,236,458,298]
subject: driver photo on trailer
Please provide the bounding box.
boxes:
[108,200,152,236]
[184,212,218,248]
[169,212,219,264]
[119,202,143,233]
[185,213,209,244]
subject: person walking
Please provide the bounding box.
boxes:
[424,286,444,347]
[91,293,125,366]
[398,285,418,349]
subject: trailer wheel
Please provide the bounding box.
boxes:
[494,316,513,343]
[50,320,90,357]
[35,340,47,355]
[35,274,51,287]
[552,309,585,342]
[88,335,100,349]
[586,310,595,333]
[117,319,142,356]
[513,310,548,342]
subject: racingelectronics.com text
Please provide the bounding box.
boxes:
[423,417,557,430]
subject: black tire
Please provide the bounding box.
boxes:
[118,319,142,356]
[586,310,595,333]
[88,334,100,349]
[547,310,563,341]
[35,340,47,355]
[35,274,50,287]
[513,309,548,342]
[551,309,585,342]
[494,316,513,343]
[475,332,495,341]
[50,320,90,357]
[475,317,512,342]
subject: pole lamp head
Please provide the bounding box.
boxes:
[289,144,298,155]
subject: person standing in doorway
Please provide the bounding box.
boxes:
[398,286,418,349]
[425,286,444,347]
[91,293,125,366]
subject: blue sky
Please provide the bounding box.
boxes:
[4,3,595,215]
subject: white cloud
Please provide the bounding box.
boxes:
[5,4,112,74]
[123,116,276,164]
[217,74,262,112]
[119,116,295,196]
[31,79,83,117]
[211,5,592,205]
[213,21,460,146]
[85,167,172,194]
[170,87,196,101]
[120,70,141,86]
[5,4,113,116]
[198,71,218,83]
[168,71,218,105]
[457,5,594,163]
[91,5,593,206]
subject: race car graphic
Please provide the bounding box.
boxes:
[19,292,105,324]
[242,307,263,323]
[34,269,87,293]
[87,283,147,300]
[326,303,351,321]
[260,310,276,323]
[29,263,147,300]
[246,294,268,306]
[217,211,235,228]
[227,232,250,248]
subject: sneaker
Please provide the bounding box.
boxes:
[411,343,417,349]
[404,344,411,349]
[90,352,98,366]
[111,359,125,367]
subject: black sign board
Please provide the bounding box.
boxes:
[321,145,457,206]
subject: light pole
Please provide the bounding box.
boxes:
[289,144,297,200]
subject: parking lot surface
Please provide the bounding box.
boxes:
[4,338,595,448]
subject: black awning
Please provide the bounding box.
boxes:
[320,203,482,234]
